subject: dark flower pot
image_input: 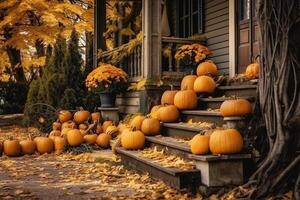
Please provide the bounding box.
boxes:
[99,93,116,108]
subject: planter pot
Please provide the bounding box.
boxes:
[99,93,116,108]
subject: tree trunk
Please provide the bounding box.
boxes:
[240,0,300,199]
[6,47,27,83]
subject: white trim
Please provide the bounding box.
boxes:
[229,0,236,77]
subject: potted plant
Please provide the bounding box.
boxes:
[85,63,128,107]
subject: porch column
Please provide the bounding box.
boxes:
[94,0,106,67]
[142,0,162,80]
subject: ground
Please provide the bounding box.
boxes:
[0,126,202,200]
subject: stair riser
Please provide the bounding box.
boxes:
[217,88,257,97]
[161,125,200,139]
[181,114,224,126]
[198,101,255,110]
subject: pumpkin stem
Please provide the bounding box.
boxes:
[169,84,174,91]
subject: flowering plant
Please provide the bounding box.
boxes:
[175,44,211,64]
[85,63,128,94]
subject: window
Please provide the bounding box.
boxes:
[177,0,203,37]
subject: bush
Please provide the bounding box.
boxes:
[0,81,28,114]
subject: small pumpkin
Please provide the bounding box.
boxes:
[61,128,73,138]
[161,89,178,105]
[130,115,145,130]
[245,62,259,79]
[84,134,98,144]
[121,129,145,150]
[91,112,101,122]
[96,133,112,148]
[3,139,21,157]
[196,61,218,76]
[209,129,243,154]
[96,124,103,134]
[67,129,84,147]
[190,134,210,155]
[158,105,180,123]
[141,118,160,136]
[102,121,113,133]
[181,75,197,90]
[220,99,252,117]
[74,110,91,124]
[49,130,61,140]
[52,122,62,131]
[193,75,216,94]
[35,137,54,154]
[105,125,119,137]
[19,139,36,155]
[61,121,76,129]
[150,105,162,119]
[117,123,130,134]
[54,137,67,153]
[58,110,72,123]
[174,90,198,110]
[79,123,88,131]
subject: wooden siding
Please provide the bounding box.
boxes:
[204,0,229,75]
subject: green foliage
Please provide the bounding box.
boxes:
[59,88,77,110]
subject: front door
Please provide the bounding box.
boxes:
[236,0,259,74]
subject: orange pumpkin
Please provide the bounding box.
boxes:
[190,134,210,155]
[141,118,160,136]
[35,137,54,154]
[52,122,62,131]
[174,90,198,110]
[121,129,145,150]
[91,112,101,122]
[118,123,130,134]
[58,110,72,123]
[181,75,198,90]
[150,105,162,119]
[220,99,252,117]
[54,137,67,153]
[158,105,180,123]
[19,139,36,155]
[102,121,113,133]
[61,121,76,129]
[130,115,145,130]
[67,129,84,147]
[74,110,90,124]
[105,125,119,137]
[161,90,178,105]
[49,130,61,141]
[3,139,21,157]
[61,128,73,138]
[196,61,218,76]
[96,133,112,148]
[83,134,98,144]
[245,62,259,79]
[209,129,243,154]
[193,75,216,94]
[79,123,88,131]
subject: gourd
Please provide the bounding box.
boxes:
[52,122,62,131]
[61,121,76,129]
[102,121,113,133]
[141,117,160,136]
[174,90,198,110]
[105,125,119,138]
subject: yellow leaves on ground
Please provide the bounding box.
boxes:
[185,120,215,129]
[128,79,164,91]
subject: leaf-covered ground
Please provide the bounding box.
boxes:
[0,126,202,200]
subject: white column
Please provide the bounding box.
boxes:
[142,0,162,80]
[229,0,236,77]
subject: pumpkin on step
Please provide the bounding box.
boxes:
[35,137,54,154]
[121,129,145,150]
[150,105,162,119]
[19,139,36,155]
[220,99,252,117]
[58,110,72,123]
[245,62,259,79]
[209,129,243,154]
[161,89,178,105]
[190,134,210,155]
[74,110,90,124]
[3,139,21,157]
[96,133,112,148]
[67,129,84,147]
[196,61,218,77]
[174,90,198,110]
[181,75,197,90]
[141,117,160,136]
[158,105,180,123]
[193,75,216,94]
[130,115,145,130]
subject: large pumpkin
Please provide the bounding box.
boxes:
[3,139,21,157]
[84,134,98,144]
[67,129,84,146]
[96,133,112,148]
[174,90,198,110]
[158,105,180,123]
[220,99,252,117]
[102,121,113,133]
[181,75,197,90]
[54,137,67,153]
[193,75,216,94]
[121,129,145,150]
[91,112,101,122]
[130,115,145,130]
[35,137,54,154]
[19,139,36,155]
[58,110,72,123]
[190,134,210,155]
[196,61,218,76]
[141,118,160,136]
[161,90,178,105]
[209,129,243,154]
[245,62,259,79]
[74,110,90,124]
[150,105,162,119]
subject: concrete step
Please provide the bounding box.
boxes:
[115,147,201,191]
[181,110,224,126]
[198,96,255,110]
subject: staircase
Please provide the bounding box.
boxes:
[115,81,257,193]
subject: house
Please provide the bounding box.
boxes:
[95,0,259,115]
